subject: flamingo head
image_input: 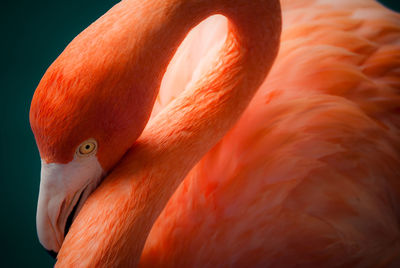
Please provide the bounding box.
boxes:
[29,41,153,255]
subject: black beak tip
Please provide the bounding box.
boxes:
[46,249,58,259]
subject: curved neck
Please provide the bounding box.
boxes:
[57,0,281,266]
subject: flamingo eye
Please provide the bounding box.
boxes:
[77,139,97,156]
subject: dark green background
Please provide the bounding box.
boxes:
[1,0,399,267]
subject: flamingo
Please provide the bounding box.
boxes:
[29,0,400,266]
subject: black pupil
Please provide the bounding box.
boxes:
[85,144,91,150]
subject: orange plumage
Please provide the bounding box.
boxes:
[30,0,400,267]
[140,1,400,266]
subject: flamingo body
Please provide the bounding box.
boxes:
[141,1,400,266]
[29,0,400,266]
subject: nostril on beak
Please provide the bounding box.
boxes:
[46,249,58,259]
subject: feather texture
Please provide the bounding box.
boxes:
[140,1,400,266]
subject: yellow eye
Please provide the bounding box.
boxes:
[77,140,97,156]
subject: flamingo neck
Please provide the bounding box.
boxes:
[57,0,281,266]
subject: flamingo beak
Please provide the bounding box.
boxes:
[36,157,103,256]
